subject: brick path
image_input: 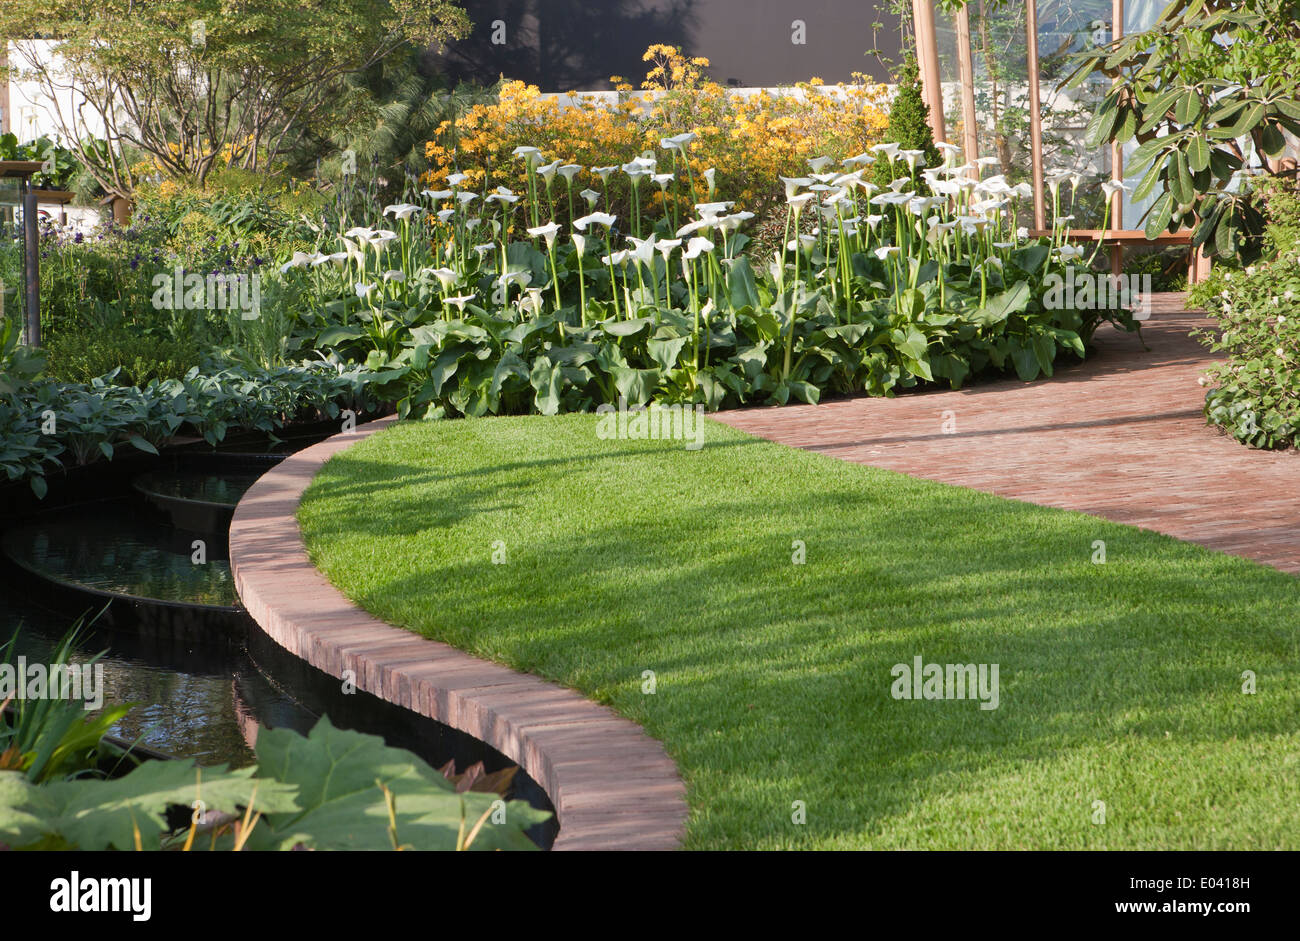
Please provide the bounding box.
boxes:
[230,417,688,850]
[715,293,1300,575]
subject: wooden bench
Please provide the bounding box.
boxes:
[1028,228,1211,285]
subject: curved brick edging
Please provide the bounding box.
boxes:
[229,417,688,850]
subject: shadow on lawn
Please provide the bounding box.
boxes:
[303,435,766,535]
[300,424,1300,845]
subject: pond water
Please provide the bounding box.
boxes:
[0,444,559,847]
[1,589,307,766]
[3,498,239,608]
[134,469,266,507]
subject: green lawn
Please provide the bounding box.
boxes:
[297,414,1300,849]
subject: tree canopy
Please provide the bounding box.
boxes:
[0,0,471,195]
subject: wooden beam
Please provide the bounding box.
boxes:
[1025,0,1046,229]
[912,0,947,144]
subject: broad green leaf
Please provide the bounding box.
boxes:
[600,317,653,338]
[528,356,565,415]
[1259,122,1286,157]
[610,366,661,406]
[1174,90,1202,126]
[1170,151,1194,206]
[0,762,296,851]
[1010,340,1042,381]
[1145,192,1174,239]
[647,335,689,372]
[727,257,761,310]
[253,717,547,851]
[317,326,364,347]
[978,280,1032,326]
[1132,155,1165,202]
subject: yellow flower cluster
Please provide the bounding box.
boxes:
[423,45,889,225]
[640,43,712,91]
[131,136,259,184]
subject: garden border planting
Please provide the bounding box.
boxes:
[228,416,689,851]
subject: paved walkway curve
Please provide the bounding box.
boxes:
[229,417,688,850]
[716,293,1300,575]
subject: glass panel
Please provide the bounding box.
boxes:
[937,0,1118,228]
[1034,0,1116,228]
[0,178,21,324]
[934,10,964,150]
[967,0,1032,184]
[1120,0,1165,228]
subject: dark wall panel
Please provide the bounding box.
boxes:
[431,0,902,90]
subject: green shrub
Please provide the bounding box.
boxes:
[1194,176,1300,448]
[44,328,201,386]
[870,53,942,195]
[1125,248,1189,293]
[1258,175,1300,258]
[132,170,323,268]
[1196,258,1300,448]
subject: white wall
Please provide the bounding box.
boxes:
[5,39,114,143]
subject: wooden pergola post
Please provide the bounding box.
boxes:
[1109,0,1125,278]
[912,0,947,144]
[954,7,979,169]
[1025,0,1046,229]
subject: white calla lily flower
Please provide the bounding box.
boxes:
[527,222,561,248]
[574,212,617,230]
[871,142,900,162]
[684,236,715,259]
[384,203,421,220]
[280,250,315,273]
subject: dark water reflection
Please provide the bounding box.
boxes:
[3,499,239,608]
[0,437,558,846]
[1,580,560,846]
[2,591,308,767]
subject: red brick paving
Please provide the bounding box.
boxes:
[715,293,1300,575]
[229,417,688,851]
